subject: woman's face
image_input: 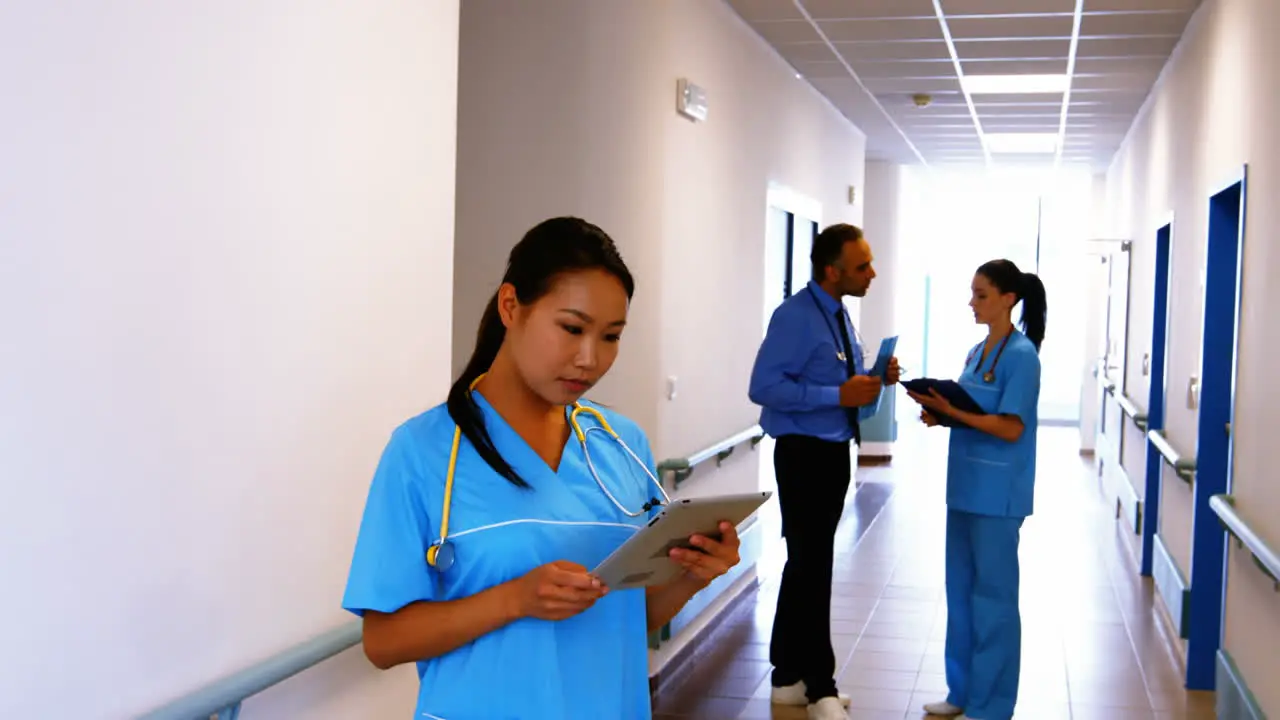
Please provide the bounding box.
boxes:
[969,272,1016,326]
[499,268,630,406]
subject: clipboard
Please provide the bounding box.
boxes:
[592,491,772,590]
[902,377,987,428]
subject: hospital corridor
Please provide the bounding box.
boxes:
[4,0,1280,719]
[650,427,1217,719]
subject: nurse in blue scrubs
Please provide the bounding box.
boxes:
[906,259,1047,720]
[342,217,741,720]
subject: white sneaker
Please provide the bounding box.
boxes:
[770,681,851,707]
[922,699,963,716]
[807,696,848,720]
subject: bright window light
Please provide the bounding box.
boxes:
[983,133,1059,154]
[960,74,1069,94]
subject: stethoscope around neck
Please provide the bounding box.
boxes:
[425,374,671,572]
[966,329,1015,384]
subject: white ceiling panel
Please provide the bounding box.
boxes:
[727,0,1202,168]
[953,38,1073,60]
[1072,72,1162,90]
[1076,35,1180,56]
[798,0,937,19]
[832,41,953,61]
[816,19,944,42]
[1075,56,1169,74]
[1080,11,1193,36]
[1085,0,1200,10]
[944,0,1076,14]
[774,43,842,63]
[947,15,1076,40]
[960,58,1070,75]
[792,61,853,79]
[863,77,965,94]
[848,60,957,79]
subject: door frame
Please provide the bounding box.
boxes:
[1141,216,1175,577]
[1184,164,1248,690]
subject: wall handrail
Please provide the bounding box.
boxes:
[137,620,363,720]
[1210,494,1280,591]
[1147,429,1196,484]
[1115,392,1149,431]
[657,425,764,488]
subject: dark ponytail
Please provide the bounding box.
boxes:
[446,217,634,488]
[976,259,1048,352]
[1017,272,1048,351]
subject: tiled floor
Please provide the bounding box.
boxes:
[651,425,1216,719]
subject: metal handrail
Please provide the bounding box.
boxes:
[1210,494,1280,591]
[138,620,363,720]
[657,425,764,488]
[1147,429,1196,484]
[1115,392,1149,431]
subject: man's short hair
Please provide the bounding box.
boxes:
[810,223,864,280]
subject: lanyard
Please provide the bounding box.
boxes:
[807,287,852,364]
[966,329,1014,383]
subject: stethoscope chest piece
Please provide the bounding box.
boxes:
[982,371,995,383]
[428,541,455,572]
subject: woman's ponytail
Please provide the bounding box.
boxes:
[975,259,1048,352]
[1018,272,1048,352]
[446,292,528,487]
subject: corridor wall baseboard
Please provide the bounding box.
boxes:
[647,572,760,698]
[1216,650,1266,720]
[857,441,892,466]
[1153,534,1191,639]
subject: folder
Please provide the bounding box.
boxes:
[901,377,986,428]
[858,336,898,422]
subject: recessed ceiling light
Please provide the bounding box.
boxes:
[960,74,1069,95]
[983,133,1059,154]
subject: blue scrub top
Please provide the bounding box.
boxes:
[342,395,661,720]
[946,332,1041,518]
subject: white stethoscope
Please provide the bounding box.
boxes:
[425,375,670,572]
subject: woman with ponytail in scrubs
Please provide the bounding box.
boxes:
[342,217,741,719]
[906,259,1047,720]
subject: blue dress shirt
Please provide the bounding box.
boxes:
[749,280,864,443]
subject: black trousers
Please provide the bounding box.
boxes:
[768,434,852,701]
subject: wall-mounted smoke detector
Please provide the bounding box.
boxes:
[912,93,932,108]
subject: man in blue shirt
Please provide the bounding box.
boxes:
[748,223,900,720]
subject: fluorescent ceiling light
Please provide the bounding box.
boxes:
[984,133,1059,154]
[960,74,1069,94]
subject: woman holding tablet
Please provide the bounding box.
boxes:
[341,217,740,720]
[906,259,1046,720]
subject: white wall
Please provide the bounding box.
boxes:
[1103,0,1280,710]
[453,0,866,497]
[0,3,460,717]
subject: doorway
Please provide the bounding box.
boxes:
[1183,168,1247,690]
[763,185,822,329]
[1141,221,1174,577]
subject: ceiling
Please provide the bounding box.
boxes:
[725,0,1201,170]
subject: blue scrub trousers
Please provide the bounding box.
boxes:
[944,509,1023,720]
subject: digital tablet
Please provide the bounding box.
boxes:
[592,491,773,590]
